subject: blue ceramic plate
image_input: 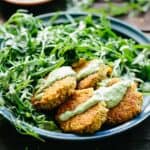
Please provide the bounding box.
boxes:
[0,12,150,141]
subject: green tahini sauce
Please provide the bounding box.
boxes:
[35,66,76,98]
[95,80,131,108]
[77,59,102,81]
[59,80,131,121]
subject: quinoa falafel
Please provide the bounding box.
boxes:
[106,81,143,124]
[73,59,112,89]
[32,66,76,110]
[56,88,108,134]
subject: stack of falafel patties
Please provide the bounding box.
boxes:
[32,59,143,134]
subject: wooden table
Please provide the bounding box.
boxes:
[0,1,149,150]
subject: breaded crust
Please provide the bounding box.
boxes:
[72,58,88,72]
[77,64,112,89]
[56,88,108,134]
[107,78,121,86]
[106,82,143,125]
[32,76,76,110]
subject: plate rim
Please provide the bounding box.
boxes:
[4,0,53,6]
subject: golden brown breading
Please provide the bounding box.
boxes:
[77,64,112,89]
[106,81,143,125]
[56,88,108,134]
[32,76,76,110]
[107,78,121,86]
[72,58,88,72]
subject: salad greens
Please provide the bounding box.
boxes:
[0,10,150,139]
[67,0,150,17]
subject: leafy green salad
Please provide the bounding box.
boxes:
[0,10,149,139]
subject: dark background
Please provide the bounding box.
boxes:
[0,118,149,150]
[0,1,149,150]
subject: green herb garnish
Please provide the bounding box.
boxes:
[67,0,150,17]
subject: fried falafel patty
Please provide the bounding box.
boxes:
[32,67,76,110]
[73,59,112,89]
[106,79,143,125]
[56,88,108,134]
[77,66,111,89]
[32,76,76,110]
